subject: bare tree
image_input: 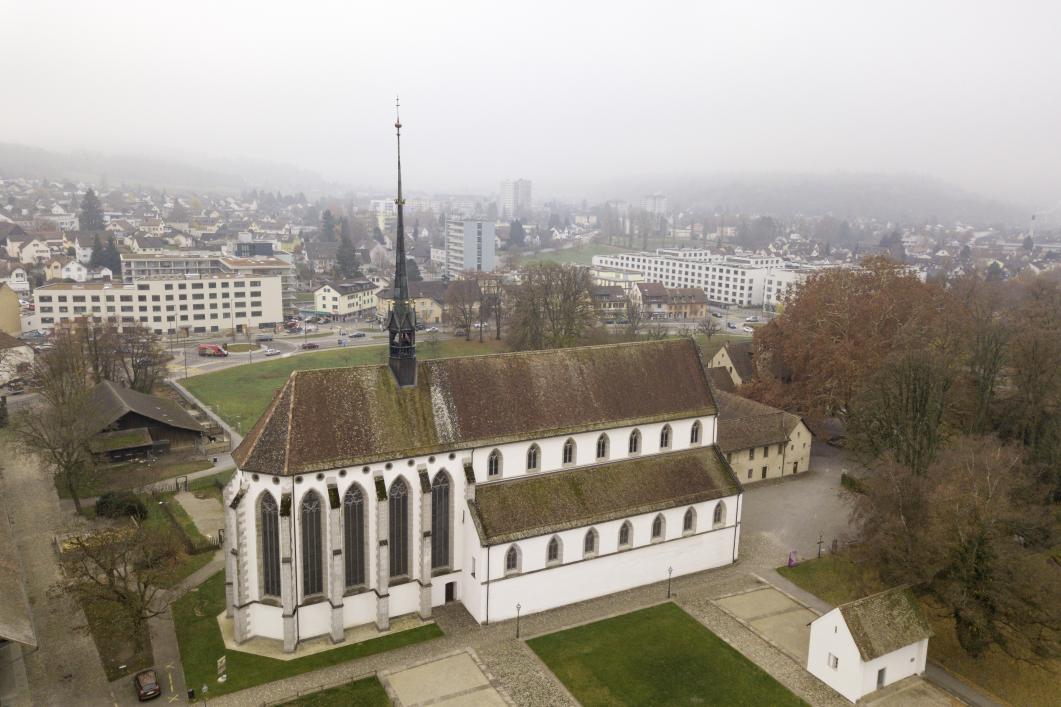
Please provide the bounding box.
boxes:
[444,278,480,341]
[14,393,97,514]
[623,301,644,339]
[643,322,669,340]
[506,263,595,351]
[61,522,182,651]
[696,317,721,341]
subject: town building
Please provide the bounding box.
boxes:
[710,341,756,386]
[0,263,29,294]
[590,286,627,321]
[222,120,743,653]
[499,179,532,219]
[630,283,709,320]
[313,281,376,320]
[445,220,496,279]
[0,285,22,337]
[0,331,33,384]
[807,587,933,702]
[593,250,816,308]
[714,389,812,483]
[32,273,283,334]
[376,280,447,325]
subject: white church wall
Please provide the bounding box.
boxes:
[388,582,420,616]
[475,494,739,623]
[429,570,461,606]
[341,592,377,628]
[859,639,928,699]
[471,417,716,483]
[296,601,332,640]
[247,603,284,641]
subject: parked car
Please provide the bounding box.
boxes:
[263,347,281,356]
[425,326,439,333]
[337,338,349,346]
[133,669,161,701]
[300,342,319,350]
[415,323,426,331]
[255,334,274,342]
[351,331,366,338]
[742,325,754,333]
[711,311,723,318]
[745,316,759,322]
[727,322,737,330]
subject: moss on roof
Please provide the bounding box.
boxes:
[469,447,741,545]
[715,389,803,453]
[838,587,934,661]
[89,427,154,453]
[234,338,718,475]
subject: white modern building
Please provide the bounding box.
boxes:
[807,587,933,703]
[593,250,817,308]
[445,220,496,279]
[499,179,532,219]
[33,273,284,334]
[223,337,743,652]
[313,281,376,320]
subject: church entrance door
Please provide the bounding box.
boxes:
[445,581,455,603]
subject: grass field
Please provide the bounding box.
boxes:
[278,676,390,706]
[173,571,443,699]
[183,338,507,431]
[516,242,629,266]
[779,555,1060,707]
[528,602,805,706]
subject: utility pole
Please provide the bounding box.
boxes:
[817,532,824,559]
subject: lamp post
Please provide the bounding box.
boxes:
[667,566,674,598]
[515,603,522,638]
[817,532,824,559]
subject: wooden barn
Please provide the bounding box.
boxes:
[88,380,204,461]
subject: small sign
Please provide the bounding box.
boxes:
[217,655,227,675]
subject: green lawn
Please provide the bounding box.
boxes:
[183,338,507,431]
[278,676,390,706]
[516,242,629,266]
[779,555,1060,707]
[528,602,805,706]
[61,458,215,499]
[173,571,443,699]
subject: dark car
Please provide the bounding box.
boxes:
[300,342,319,350]
[134,669,161,701]
[351,331,366,338]
[255,334,274,342]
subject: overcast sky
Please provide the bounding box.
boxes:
[2,1,1060,204]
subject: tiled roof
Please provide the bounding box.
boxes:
[722,341,756,382]
[715,389,802,453]
[89,380,203,434]
[838,587,934,661]
[706,366,736,394]
[469,446,741,544]
[234,338,718,475]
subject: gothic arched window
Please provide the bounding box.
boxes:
[629,429,641,454]
[505,544,521,574]
[343,485,366,588]
[690,420,702,445]
[596,434,609,460]
[259,493,281,598]
[583,528,598,557]
[651,513,665,541]
[660,424,672,450]
[389,478,410,578]
[487,449,502,478]
[683,507,697,535]
[713,501,727,527]
[546,536,563,565]
[431,473,451,570]
[562,438,576,466]
[527,444,540,472]
[618,520,632,548]
[300,491,324,596]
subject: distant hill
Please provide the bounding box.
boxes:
[0,142,334,195]
[610,173,1027,226]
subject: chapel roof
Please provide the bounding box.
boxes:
[837,587,934,661]
[706,366,737,394]
[233,337,718,475]
[468,446,741,544]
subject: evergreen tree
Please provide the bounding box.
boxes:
[510,220,526,247]
[79,188,105,231]
[1023,235,1034,251]
[320,209,336,242]
[89,233,104,267]
[339,216,351,242]
[101,235,122,275]
[406,257,423,282]
[335,232,361,279]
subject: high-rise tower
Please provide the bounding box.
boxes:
[386,99,417,386]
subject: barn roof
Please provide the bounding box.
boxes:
[233,338,718,475]
[714,389,803,453]
[722,341,756,382]
[838,587,933,661]
[88,380,203,434]
[469,446,741,544]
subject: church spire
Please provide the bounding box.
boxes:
[386,97,417,387]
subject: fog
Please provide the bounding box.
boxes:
[2,0,1060,204]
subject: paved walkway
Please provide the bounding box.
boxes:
[381,650,509,706]
[0,446,114,706]
[175,490,225,539]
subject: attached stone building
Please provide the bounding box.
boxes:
[709,341,756,386]
[715,389,812,483]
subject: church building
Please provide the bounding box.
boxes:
[221,113,744,652]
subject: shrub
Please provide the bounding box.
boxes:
[840,472,866,495]
[95,491,148,521]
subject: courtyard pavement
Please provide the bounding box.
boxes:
[381,650,510,706]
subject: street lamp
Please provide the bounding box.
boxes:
[515,603,522,638]
[667,566,674,598]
